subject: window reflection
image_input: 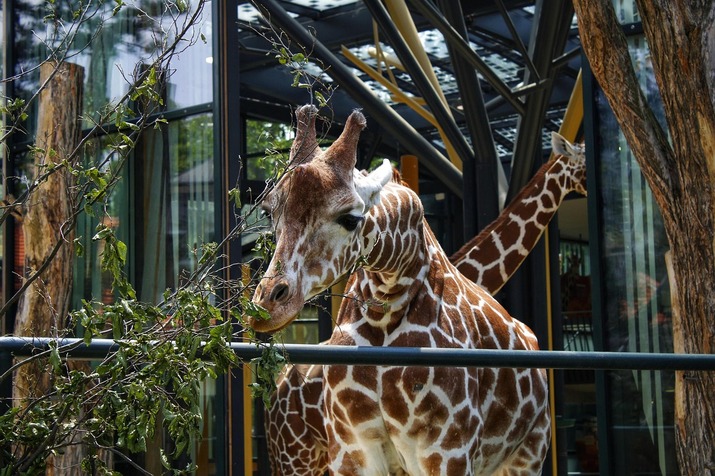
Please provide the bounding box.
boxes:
[245,119,292,182]
[134,113,214,302]
[12,0,213,137]
[71,113,216,474]
[595,34,677,475]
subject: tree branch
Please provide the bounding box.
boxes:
[572,0,675,220]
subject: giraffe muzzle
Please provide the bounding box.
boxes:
[250,278,304,333]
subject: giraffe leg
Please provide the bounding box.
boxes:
[326,420,403,475]
[327,439,391,476]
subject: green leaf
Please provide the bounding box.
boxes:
[49,343,62,374]
[245,301,271,321]
[314,91,327,108]
[112,0,125,16]
[228,187,241,208]
[160,449,172,469]
[74,238,84,257]
[116,240,127,264]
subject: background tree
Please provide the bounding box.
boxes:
[572,1,715,473]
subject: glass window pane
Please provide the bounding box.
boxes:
[71,114,217,473]
[71,114,216,310]
[73,134,131,308]
[245,119,292,181]
[594,34,677,475]
[12,0,213,138]
[612,0,640,23]
[135,113,214,302]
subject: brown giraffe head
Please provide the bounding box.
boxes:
[250,107,393,333]
[551,131,587,196]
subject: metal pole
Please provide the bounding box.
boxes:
[507,0,575,203]
[2,337,715,371]
[437,0,501,239]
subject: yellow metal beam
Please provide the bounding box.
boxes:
[342,46,435,124]
[384,0,449,106]
[381,0,462,170]
[241,264,254,475]
[400,154,420,194]
[545,69,584,476]
[557,69,584,145]
[330,279,347,326]
[341,44,462,171]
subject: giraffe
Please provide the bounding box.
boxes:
[451,132,586,286]
[264,127,586,475]
[250,105,553,475]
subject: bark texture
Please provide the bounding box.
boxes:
[13,61,86,475]
[573,1,715,473]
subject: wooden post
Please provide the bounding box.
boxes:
[400,154,419,194]
[13,61,85,475]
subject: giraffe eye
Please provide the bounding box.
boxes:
[336,214,363,231]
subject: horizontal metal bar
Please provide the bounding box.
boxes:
[1,337,714,371]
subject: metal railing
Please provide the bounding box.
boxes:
[1,337,714,371]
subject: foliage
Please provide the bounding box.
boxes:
[248,2,335,110]
[245,119,293,181]
[0,0,340,472]
[0,0,282,474]
[0,261,239,474]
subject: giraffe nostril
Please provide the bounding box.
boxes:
[254,284,264,301]
[269,282,290,303]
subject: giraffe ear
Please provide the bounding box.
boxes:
[322,109,366,175]
[551,132,584,158]
[353,159,392,210]
[290,105,320,165]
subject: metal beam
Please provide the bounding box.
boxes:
[506,0,575,204]
[212,2,243,474]
[3,337,715,371]
[362,0,475,167]
[251,0,464,198]
[407,0,527,116]
[494,0,541,80]
[436,0,501,240]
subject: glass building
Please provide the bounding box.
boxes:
[0,1,681,474]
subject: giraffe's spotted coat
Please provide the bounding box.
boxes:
[255,107,585,475]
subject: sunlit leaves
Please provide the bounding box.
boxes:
[249,341,286,408]
[130,66,164,106]
[0,97,28,122]
[92,224,134,299]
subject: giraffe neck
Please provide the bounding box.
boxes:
[451,153,585,294]
[359,183,430,313]
[344,181,442,332]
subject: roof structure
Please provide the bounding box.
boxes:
[235,0,582,237]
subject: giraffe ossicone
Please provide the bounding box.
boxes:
[251,105,552,474]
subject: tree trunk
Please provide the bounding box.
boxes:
[13,61,87,475]
[573,1,715,473]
